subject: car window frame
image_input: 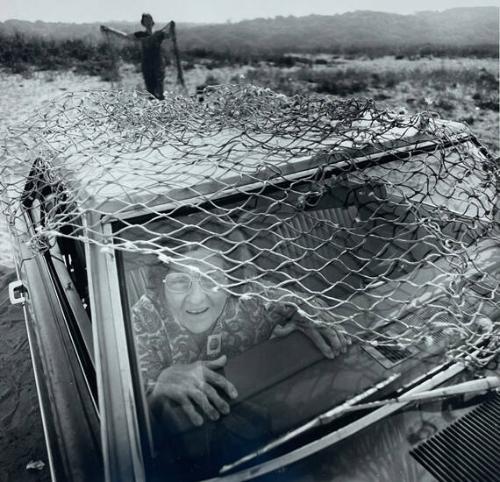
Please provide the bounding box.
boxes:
[88,219,147,481]
[112,133,493,481]
[21,159,98,404]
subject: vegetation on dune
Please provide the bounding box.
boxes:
[0,6,497,77]
[0,32,140,79]
[200,56,499,153]
[0,10,497,153]
[0,31,498,80]
[1,7,498,53]
[231,58,499,113]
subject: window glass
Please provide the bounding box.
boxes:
[25,173,91,315]
[22,172,95,395]
[56,223,91,314]
[116,146,495,480]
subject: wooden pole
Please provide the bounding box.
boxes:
[169,21,185,88]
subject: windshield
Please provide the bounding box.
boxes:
[115,141,499,481]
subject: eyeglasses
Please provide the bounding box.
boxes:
[163,270,228,294]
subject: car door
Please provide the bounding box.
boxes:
[17,159,103,481]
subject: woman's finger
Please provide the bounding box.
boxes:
[204,355,227,370]
[204,368,238,400]
[188,389,220,422]
[271,323,296,338]
[180,399,204,427]
[303,326,335,358]
[335,327,350,346]
[203,383,231,416]
[321,327,347,353]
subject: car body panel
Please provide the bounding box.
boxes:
[51,125,470,218]
[87,219,146,482]
[13,229,103,481]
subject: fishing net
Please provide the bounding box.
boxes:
[1,84,499,369]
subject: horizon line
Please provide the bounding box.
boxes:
[1,5,498,26]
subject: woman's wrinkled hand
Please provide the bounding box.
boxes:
[150,355,238,427]
[272,320,351,359]
[300,322,351,359]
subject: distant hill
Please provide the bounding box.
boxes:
[1,7,498,54]
[178,7,499,54]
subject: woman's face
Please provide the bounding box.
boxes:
[163,247,228,333]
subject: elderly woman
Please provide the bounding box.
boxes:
[131,230,348,428]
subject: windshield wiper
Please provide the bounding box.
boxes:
[220,372,500,475]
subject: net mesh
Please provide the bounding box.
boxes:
[1,85,499,367]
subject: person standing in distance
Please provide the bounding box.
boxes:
[101,14,172,100]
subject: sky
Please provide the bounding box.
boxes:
[0,0,495,23]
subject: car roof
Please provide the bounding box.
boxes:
[65,119,469,219]
[9,88,471,220]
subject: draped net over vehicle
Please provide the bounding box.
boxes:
[2,84,499,478]
[1,85,498,365]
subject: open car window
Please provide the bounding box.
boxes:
[115,141,499,480]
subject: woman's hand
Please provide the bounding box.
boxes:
[150,355,238,427]
[299,322,351,359]
[272,319,351,359]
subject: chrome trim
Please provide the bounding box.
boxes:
[20,209,99,415]
[87,217,145,482]
[13,243,58,482]
[106,136,472,223]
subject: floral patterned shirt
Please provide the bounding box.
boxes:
[131,289,297,386]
